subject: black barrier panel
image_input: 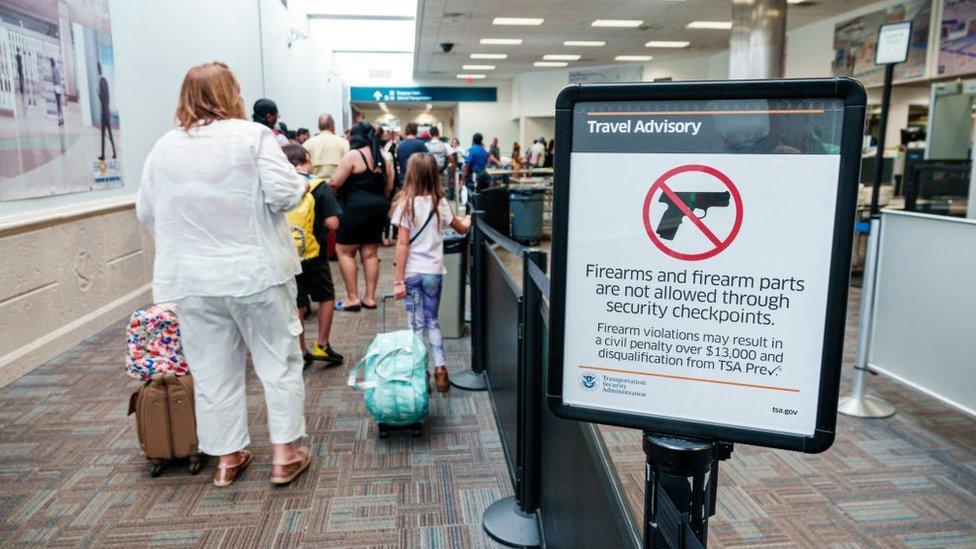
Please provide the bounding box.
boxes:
[471,187,511,237]
[472,215,640,546]
[538,309,642,548]
[484,244,522,485]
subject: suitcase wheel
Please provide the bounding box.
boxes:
[188,459,202,475]
[378,424,390,439]
[149,463,163,478]
[411,423,423,438]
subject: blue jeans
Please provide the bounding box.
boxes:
[404,274,445,367]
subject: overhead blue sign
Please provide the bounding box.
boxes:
[350,86,497,103]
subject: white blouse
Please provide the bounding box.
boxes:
[137,119,306,302]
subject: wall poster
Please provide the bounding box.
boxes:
[0,0,122,202]
[939,0,976,76]
[832,0,930,87]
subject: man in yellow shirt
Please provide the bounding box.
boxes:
[302,114,349,179]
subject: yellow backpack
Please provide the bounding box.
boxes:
[286,177,324,261]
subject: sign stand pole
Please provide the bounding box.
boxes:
[453,211,488,391]
[838,63,896,419]
[643,434,732,548]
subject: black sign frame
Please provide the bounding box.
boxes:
[547,78,866,453]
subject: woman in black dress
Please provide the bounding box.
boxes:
[330,122,394,310]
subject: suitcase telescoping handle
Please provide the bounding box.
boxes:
[380,294,396,333]
[380,290,420,332]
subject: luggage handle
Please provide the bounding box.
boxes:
[380,294,396,333]
[380,290,421,333]
[347,345,413,390]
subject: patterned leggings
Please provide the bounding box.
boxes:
[404,274,445,367]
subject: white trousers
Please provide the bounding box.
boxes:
[177,282,306,456]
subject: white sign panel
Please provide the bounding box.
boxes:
[558,98,850,439]
[876,21,912,65]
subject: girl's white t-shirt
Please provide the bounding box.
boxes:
[390,196,455,275]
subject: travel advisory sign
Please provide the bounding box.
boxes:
[549,81,865,452]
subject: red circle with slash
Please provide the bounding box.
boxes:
[642,164,744,261]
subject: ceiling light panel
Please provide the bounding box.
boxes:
[686,21,733,29]
[592,19,643,28]
[543,54,581,61]
[463,64,496,70]
[493,17,544,25]
[457,73,487,79]
[470,53,508,59]
[645,40,690,48]
[534,61,568,67]
[615,55,653,61]
[564,40,606,47]
[480,38,523,45]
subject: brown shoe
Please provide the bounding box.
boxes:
[213,450,252,487]
[270,447,311,485]
[434,366,450,393]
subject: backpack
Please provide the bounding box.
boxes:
[347,329,429,427]
[125,303,189,381]
[426,140,448,171]
[286,177,324,261]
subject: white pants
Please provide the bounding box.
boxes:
[177,282,306,456]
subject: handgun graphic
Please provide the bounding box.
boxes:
[656,191,730,240]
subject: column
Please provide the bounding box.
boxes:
[729,0,787,79]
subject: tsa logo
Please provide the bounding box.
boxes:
[579,373,598,392]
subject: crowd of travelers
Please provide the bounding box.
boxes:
[135,61,487,487]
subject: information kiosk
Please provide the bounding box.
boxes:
[547,79,866,546]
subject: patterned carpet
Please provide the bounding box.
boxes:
[601,288,976,548]
[3,243,976,548]
[0,248,510,548]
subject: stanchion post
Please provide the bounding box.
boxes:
[482,249,545,548]
[452,212,488,391]
[838,62,895,418]
[643,434,731,548]
[519,250,546,512]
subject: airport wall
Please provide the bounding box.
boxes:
[455,81,519,151]
[509,51,730,117]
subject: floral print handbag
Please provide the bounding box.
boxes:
[125,303,189,381]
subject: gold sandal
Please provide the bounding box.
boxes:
[270,447,311,485]
[213,450,252,487]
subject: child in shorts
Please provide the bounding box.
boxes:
[282,144,344,366]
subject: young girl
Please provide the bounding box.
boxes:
[391,153,471,392]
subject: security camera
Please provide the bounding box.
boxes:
[439,42,454,53]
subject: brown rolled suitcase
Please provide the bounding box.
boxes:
[128,373,203,477]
